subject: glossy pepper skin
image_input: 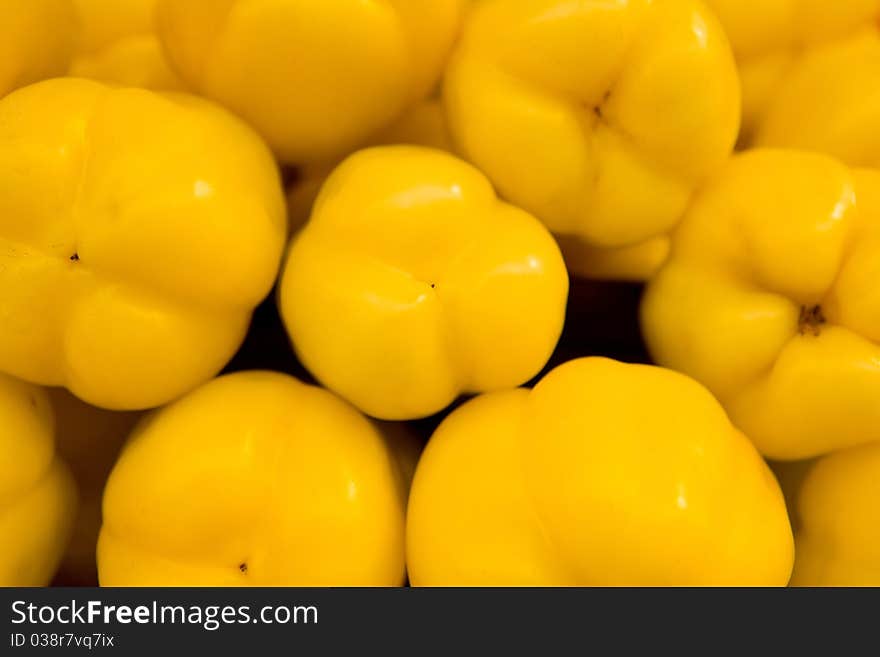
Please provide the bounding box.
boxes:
[443,0,739,267]
[705,0,880,151]
[279,146,569,421]
[642,149,880,460]
[98,371,410,586]
[406,357,793,586]
[70,0,185,90]
[156,0,466,165]
[50,389,140,586]
[0,374,77,586]
[789,443,880,586]
[0,78,286,411]
[287,98,455,234]
[0,0,77,97]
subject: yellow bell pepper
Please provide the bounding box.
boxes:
[406,357,793,586]
[279,146,569,420]
[556,234,671,282]
[705,0,880,150]
[156,0,466,165]
[788,442,880,586]
[287,97,455,234]
[50,389,141,586]
[0,78,286,411]
[70,0,185,90]
[0,373,77,586]
[290,97,666,282]
[753,27,880,167]
[642,149,880,460]
[98,371,410,586]
[443,0,739,266]
[0,0,77,98]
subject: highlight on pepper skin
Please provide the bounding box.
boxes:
[641,149,880,461]
[97,371,411,587]
[705,0,880,157]
[0,0,77,98]
[0,374,78,587]
[406,357,794,586]
[443,0,739,274]
[156,0,467,166]
[279,145,570,421]
[0,77,287,411]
